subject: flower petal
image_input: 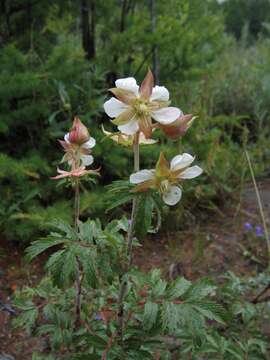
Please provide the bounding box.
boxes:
[130,170,155,184]
[81,154,94,166]
[179,165,203,179]
[150,86,169,101]
[115,77,139,96]
[140,69,154,99]
[109,88,136,105]
[152,107,181,124]
[64,133,70,143]
[118,119,139,135]
[82,137,96,149]
[104,97,129,118]
[171,153,194,171]
[111,108,136,125]
[139,133,158,145]
[162,185,182,206]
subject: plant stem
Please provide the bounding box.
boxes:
[117,132,140,338]
[245,149,270,262]
[127,132,140,265]
[74,178,80,231]
[74,178,82,327]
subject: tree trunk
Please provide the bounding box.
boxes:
[150,0,159,83]
[81,0,95,60]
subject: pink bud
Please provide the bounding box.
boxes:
[69,117,90,145]
[160,114,194,139]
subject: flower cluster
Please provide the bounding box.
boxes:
[51,117,99,180]
[52,70,202,205]
[244,222,264,237]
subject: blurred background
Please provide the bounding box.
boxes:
[1,0,270,245]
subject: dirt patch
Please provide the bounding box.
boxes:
[134,180,270,278]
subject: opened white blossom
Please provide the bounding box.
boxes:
[60,117,96,167]
[102,125,157,146]
[130,152,203,206]
[103,70,181,138]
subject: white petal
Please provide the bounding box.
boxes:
[152,107,181,124]
[150,86,169,101]
[104,97,129,118]
[180,165,203,179]
[118,119,139,135]
[130,170,155,184]
[162,185,182,206]
[81,155,94,166]
[139,133,157,144]
[64,133,70,143]
[115,77,139,96]
[171,153,194,171]
[82,137,96,149]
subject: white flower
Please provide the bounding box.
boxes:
[130,152,203,206]
[104,70,181,138]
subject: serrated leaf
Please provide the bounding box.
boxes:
[183,278,216,301]
[153,279,167,297]
[143,301,159,330]
[193,301,227,324]
[78,220,99,243]
[49,219,77,239]
[167,277,191,299]
[162,301,178,333]
[81,249,98,288]
[25,237,66,261]
[134,193,154,239]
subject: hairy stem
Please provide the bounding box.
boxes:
[117,132,140,338]
[74,178,80,231]
[74,178,82,327]
[127,132,140,264]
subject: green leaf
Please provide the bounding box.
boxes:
[161,301,178,333]
[143,301,159,330]
[13,308,38,334]
[49,219,77,239]
[183,278,216,301]
[81,249,98,288]
[167,277,191,299]
[78,220,100,243]
[134,193,154,240]
[61,246,78,286]
[25,237,66,261]
[193,301,227,324]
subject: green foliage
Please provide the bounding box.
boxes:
[3,1,270,357]
[1,0,270,241]
[14,254,270,359]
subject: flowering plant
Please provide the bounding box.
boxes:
[14,70,268,360]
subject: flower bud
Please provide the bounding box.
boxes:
[160,114,195,140]
[69,117,90,145]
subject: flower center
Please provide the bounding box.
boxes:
[159,179,169,193]
[134,99,149,116]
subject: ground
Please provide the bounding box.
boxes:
[0,180,270,359]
